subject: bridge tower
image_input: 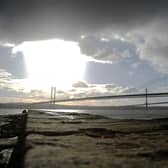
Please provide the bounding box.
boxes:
[50,87,56,103]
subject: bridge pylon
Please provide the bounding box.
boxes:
[50,87,56,104]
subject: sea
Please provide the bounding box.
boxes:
[1,107,168,120]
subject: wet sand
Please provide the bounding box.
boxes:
[1,110,168,167]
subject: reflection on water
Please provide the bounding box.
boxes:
[38,108,168,120]
[1,107,168,120]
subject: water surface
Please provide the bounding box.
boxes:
[0,108,23,115]
[1,107,168,120]
[38,108,168,120]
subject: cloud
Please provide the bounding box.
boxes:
[0,0,168,103]
[80,18,168,74]
[0,69,12,80]
[0,0,167,77]
[104,84,131,93]
[126,19,168,74]
[0,0,167,43]
[123,87,141,94]
[0,46,28,78]
[29,90,47,99]
[0,69,48,103]
[79,36,135,62]
[0,83,49,103]
[72,81,88,88]
[68,81,136,99]
[0,78,141,103]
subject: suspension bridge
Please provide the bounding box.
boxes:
[29,89,168,109]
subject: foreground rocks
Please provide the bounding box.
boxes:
[23,110,168,168]
[0,114,23,168]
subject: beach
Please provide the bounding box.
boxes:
[1,109,168,167]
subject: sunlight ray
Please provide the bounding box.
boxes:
[13,39,88,90]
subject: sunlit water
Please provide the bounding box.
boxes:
[1,108,168,120]
[39,108,168,120]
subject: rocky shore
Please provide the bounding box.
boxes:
[1,109,168,167]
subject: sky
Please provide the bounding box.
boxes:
[0,0,168,103]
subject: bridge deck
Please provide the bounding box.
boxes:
[22,110,168,168]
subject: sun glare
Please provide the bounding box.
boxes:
[13,39,87,91]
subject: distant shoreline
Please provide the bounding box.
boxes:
[1,102,168,110]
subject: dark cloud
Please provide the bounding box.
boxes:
[131,21,168,74]
[0,46,28,78]
[79,36,135,62]
[105,84,116,90]
[0,0,167,43]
